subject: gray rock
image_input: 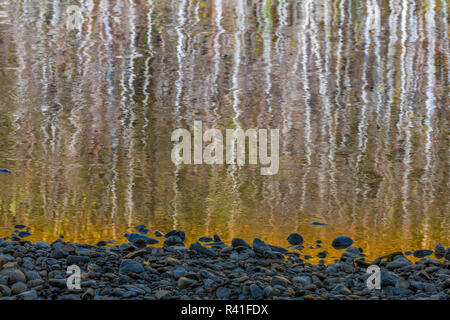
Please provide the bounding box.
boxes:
[0,284,11,297]
[216,287,231,299]
[49,279,67,288]
[271,276,290,287]
[386,256,412,269]
[331,236,354,250]
[164,230,186,241]
[11,282,27,295]
[154,290,171,300]
[164,236,184,246]
[434,243,445,259]
[177,277,196,289]
[34,241,50,249]
[395,278,410,289]
[58,294,82,300]
[381,271,400,287]
[125,233,159,245]
[341,246,361,259]
[67,255,91,265]
[189,242,215,257]
[445,247,450,261]
[9,270,26,284]
[18,289,37,300]
[249,284,263,299]
[119,259,144,274]
[292,276,312,287]
[173,268,186,279]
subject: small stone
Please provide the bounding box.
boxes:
[249,284,263,299]
[287,233,304,245]
[216,287,231,299]
[11,282,27,295]
[119,259,144,274]
[231,238,251,249]
[271,276,291,287]
[155,290,171,300]
[386,256,411,269]
[189,242,215,257]
[177,277,196,289]
[82,288,95,300]
[9,270,26,284]
[18,289,37,300]
[67,255,91,265]
[164,235,184,246]
[293,276,312,287]
[395,278,410,289]
[198,237,213,243]
[34,241,50,249]
[413,249,433,258]
[331,236,353,250]
[0,284,11,297]
[164,230,186,241]
[434,243,445,259]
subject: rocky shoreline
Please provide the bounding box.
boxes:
[0,229,448,300]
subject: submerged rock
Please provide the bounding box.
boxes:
[198,237,213,243]
[287,233,304,245]
[413,249,433,258]
[331,236,353,250]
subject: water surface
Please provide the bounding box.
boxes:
[0,0,448,260]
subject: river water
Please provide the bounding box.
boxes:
[0,0,448,260]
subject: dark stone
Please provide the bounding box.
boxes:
[249,284,263,299]
[124,233,159,245]
[67,255,91,265]
[164,230,186,241]
[331,236,353,250]
[413,249,433,258]
[213,234,222,242]
[155,231,163,237]
[216,287,231,299]
[164,235,184,246]
[119,259,144,274]
[18,231,32,238]
[434,243,445,259]
[198,237,213,243]
[14,225,27,229]
[312,222,327,226]
[287,233,304,245]
[231,238,251,248]
[189,241,216,257]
